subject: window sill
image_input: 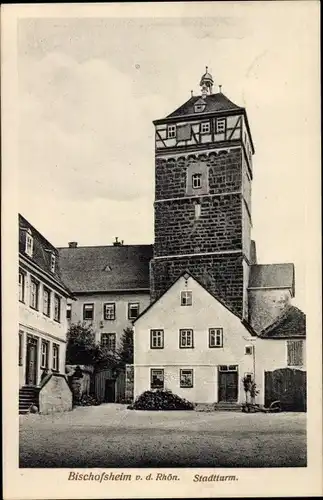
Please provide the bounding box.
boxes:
[179,346,194,349]
[30,306,39,312]
[150,346,164,350]
[19,299,25,304]
[43,313,51,318]
[180,386,193,389]
[209,345,223,349]
[53,318,61,324]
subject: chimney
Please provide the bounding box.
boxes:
[68,242,78,248]
[113,237,123,247]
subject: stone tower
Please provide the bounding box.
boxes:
[150,68,255,318]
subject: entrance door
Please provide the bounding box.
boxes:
[25,336,38,386]
[105,379,116,403]
[218,365,238,402]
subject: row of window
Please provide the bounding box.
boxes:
[166,118,226,139]
[70,302,140,322]
[19,271,61,322]
[23,230,56,272]
[18,332,60,371]
[150,328,223,349]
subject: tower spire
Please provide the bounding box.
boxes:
[200,66,214,96]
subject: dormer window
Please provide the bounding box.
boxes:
[192,173,202,189]
[200,122,210,134]
[216,118,226,134]
[25,232,33,257]
[167,124,176,139]
[194,102,206,113]
[50,253,56,273]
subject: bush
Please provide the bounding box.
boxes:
[128,389,194,411]
[75,394,101,407]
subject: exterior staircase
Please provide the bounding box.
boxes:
[195,402,242,412]
[19,386,40,414]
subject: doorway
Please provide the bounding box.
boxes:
[218,365,238,402]
[104,379,116,403]
[25,336,38,386]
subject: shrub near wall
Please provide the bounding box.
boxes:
[128,389,194,411]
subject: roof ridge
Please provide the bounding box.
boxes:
[260,304,297,336]
[58,243,153,249]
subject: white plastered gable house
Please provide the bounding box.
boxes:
[133,270,257,405]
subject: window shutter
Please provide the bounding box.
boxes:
[287,340,303,366]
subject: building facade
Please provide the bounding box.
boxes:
[19,214,72,413]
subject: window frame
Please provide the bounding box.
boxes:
[25,232,34,257]
[194,104,206,113]
[150,329,164,349]
[192,173,202,189]
[167,124,176,139]
[128,302,140,320]
[50,253,56,273]
[104,302,116,320]
[287,340,304,367]
[180,369,194,388]
[101,332,116,351]
[209,328,223,348]
[66,303,72,320]
[53,294,61,323]
[180,290,192,306]
[179,329,194,349]
[42,286,51,317]
[200,121,210,134]
[29,277,39,310]
[52,343,60,371]
[83,303,94,321]
[150,368,164,390]
[19,271,25,303]
[216,118,226,134]
[40,340,49,369]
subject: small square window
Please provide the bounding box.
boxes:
[216,118,226,134]
[25,232,33,257]
[245,345,253,355]
[179,329,194,348]
[128,302,140,320]
[167,124,176,139]
[194,104,206,113]
[192,173,202,189]
[201,122,210,134]
[104,303,116,320]
[209,328,223,348]
[101,333,116,351]
[181,290,192,306]
[150,369,164,389]
[83,303,94,321]
[180,369,193,388]
[150,329,164,349]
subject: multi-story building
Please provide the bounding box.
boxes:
[58,240,153,402]
[133,68,306,410]
[19,214,72,414]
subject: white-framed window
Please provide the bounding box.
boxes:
[167,124,176,139]
[66,303,72,320]
[150,329,164,349]
[219,365,238,372]
[50,253,56,273]
[54,294,61,322]
[19,271,25,302]
[101,333,116,351]
[192,173,202,189]
[41,340,49,368]
[180,369,193,388]
[83,303,94,321]
[25,232,34,257]
[30,278,39,310]
[150,369,164,389]
[181,290,192,306]
[209,328,223,348]
[104,303,116,320]
[245,345,254,355]
[287,340,304,367]
[43,287,51,317]
[201,121,210,134]
[216,118,226,133]
[52,343,60,371]
[179,329,194,348]
[128,302,140,320]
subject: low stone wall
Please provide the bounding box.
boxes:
[39,373,73,414]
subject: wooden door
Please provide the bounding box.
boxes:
[25,336,38,386]
[218,367,238,402]
[105,379,116,403]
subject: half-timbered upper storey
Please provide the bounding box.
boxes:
[153,68,255,171]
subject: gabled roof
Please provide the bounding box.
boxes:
[133,269,257,335]
[249,263,295,297]
[259,306,306,339]
[19,214,71,295]
[166,93,242,119]
[57,244,153,293]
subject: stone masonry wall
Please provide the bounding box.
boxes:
[39,374,73,415]
[150,253,244,317]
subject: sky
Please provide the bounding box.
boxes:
[17,3,320,311]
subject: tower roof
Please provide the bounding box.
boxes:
[166,93,242,119]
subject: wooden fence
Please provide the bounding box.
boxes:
[265,368,307,411]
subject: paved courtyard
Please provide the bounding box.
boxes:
[19,404,306,468]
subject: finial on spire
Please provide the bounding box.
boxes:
[191,90,193,97]
[219,84,222,93]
